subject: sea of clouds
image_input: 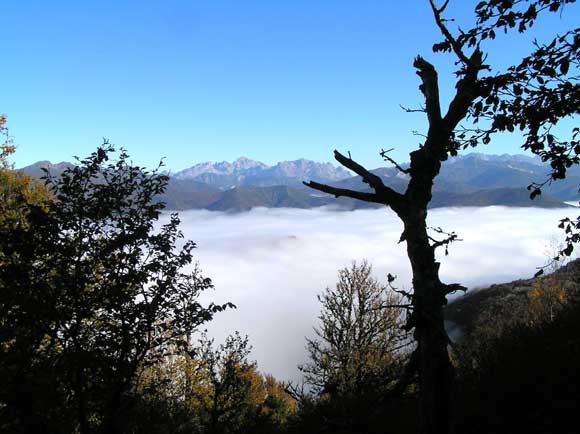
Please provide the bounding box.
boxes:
[159,205,577,382]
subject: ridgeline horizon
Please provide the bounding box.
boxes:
[17,152,578,212]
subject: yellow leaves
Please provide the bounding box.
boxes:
[527,277,569,323]
[134,342,296,432]
[0,156,53,230]
[0,115,52,220]
[1,114,15,171]
[2,337,17,352]
[37,333,59,354]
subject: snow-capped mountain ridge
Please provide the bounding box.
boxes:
[173,157,352,189]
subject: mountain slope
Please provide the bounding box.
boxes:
[430,187,569,209]
[18,160,75,179]
[445,258,580,333]
[17,153,578,211]
[207,185,314,211]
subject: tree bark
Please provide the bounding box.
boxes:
[403,205,454,434]
[304,19,483,430]
[74,368,90,434]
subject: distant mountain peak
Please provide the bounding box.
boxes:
[17,160,75,178]
[448,152,542,165]
[232,156,266,171]
[19,152,576,211]
[234,156,254,163]
[173,156,351,186]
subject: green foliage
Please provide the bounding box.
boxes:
[290,261,413,434]
[0,143,230,433]
[134,333,296,434]
[192,332,264,434]
[0,115,51,231]
[301,261,409,397]
[436,0,580,260]
[0,115,13,168]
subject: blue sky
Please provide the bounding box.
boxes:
[2,0,578,171]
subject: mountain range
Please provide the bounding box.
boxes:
[19,153,580,211]
[171,157,352,189]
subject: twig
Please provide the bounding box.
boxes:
[399,104,426,113]
[380,148,410,174]
[429,0,472,67]
[428,226,462,255]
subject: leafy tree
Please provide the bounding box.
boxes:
[300,261,409,398]
[449,0,580,265]
[0,143,230,433]
[0,115,13,167]
[303,1,578,432]
[0,116,57,433]
[137,331,295,434]
[255,374,296,433]
[0,115,51,229]
[291,262,412,434]
[191,332,272,434]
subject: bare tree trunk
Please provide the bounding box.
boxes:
[404,211,454,434]
[74,368,90,434]
[304,8,484,429]
[305,149,457,434]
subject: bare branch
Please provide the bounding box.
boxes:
[412,130,428,139]
[303,181,386,204]
[328,150,407,210]
[443,283,467,295]
[392,287,414,300]
[380,148,410,174]
[373,303,413,310]
[333,150,386,191]
[443,50,483,130]
[284,381,307,404]
[413,56,442,126]
[437,0,450,14]
[428,226,462,255]
[399,104,426,113]
[429,0,472,66]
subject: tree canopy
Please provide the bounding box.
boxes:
[0,143,232,433]
[300,261,408,397]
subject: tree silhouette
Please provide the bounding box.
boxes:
[304,1,578,433]
[0,143,232,433]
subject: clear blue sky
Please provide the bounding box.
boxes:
[2,0,578,171]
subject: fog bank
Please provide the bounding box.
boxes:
[161,206,575,381]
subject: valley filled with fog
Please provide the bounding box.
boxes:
[161,205,577,382]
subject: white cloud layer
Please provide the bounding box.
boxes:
[159,205,577,382]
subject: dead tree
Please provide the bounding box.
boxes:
[304,2,483,433]
[305,0,579,431]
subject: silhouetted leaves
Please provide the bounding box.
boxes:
[0,143,229,432]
